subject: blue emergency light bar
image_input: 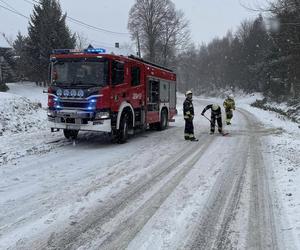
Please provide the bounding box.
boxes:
[84,48,106,54]
[52,48,106,55]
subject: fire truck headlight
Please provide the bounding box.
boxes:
[56,89,62,96]
[63,89,70,97]
[96,112,110,119]
[47,110,54,116]
[71,89,77,97]
[78,89,84,97]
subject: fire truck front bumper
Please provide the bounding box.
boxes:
[47,110,112,133]
[48,119,111,132]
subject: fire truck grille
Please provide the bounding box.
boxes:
[60,117,90,124]
[60,101,89,109]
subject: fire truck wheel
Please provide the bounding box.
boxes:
[117,114,129,143]
[63,129,79,140]
[158,109,168,130]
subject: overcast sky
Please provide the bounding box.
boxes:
[0,0,262,48]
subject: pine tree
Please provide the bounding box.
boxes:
[269,0,300,99]
[13,32,29,81]
[26,0,75,84]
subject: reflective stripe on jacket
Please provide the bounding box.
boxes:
[183,98,194,119]
[223,98,235,110]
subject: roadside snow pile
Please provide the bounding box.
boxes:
[7,82,48,108]
[251,98,300,124]
[0,92,46,136]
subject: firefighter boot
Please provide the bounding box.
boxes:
[226,111,233,125]
[189,133,198,141]
[184,135,190,140]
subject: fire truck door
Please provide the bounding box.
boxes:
[147,79,160,111]
[111,60,126,105]
[159,80,170,103]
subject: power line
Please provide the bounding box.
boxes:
[23,0,34,5]
[0,0,21,13]
[67,16,129,36]
[24,0,130,36]
[0,3,29,19]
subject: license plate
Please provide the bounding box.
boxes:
[66,125,78,130]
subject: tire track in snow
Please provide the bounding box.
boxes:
[40,134,216,250]
[96,135,217,250]
[240,109,280,250]
[184,108,279,250]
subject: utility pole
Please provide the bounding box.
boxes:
[136,31,141,58]
[0,63,3,84]
[0,55,4,84]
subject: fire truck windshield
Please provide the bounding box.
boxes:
[51,59,109,87]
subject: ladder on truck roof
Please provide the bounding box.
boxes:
[128,55,174,73]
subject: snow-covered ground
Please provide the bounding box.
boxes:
[239,96,300,250]
[0,83,299,249]
[0,82,48,136]
[200,92,300,249]
[6,82,48,107]
[0,82,63,165]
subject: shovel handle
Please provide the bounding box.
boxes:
[203,114,212,123]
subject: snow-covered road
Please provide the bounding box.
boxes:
[0,84,299,249]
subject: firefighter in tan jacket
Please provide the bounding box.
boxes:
[223,94,235,125]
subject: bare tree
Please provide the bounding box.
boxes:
[157,9,190,66]
[128,0,190,65]
[75,32,88,50]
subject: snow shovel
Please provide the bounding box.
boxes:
[202,114,229,136]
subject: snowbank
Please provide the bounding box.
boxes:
[251,99,300,124]
[7,82,48,107]
[0,92,47,136]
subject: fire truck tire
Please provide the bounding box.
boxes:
[158,109,168,131]
[117,113,129,143]
[63,129,79,140]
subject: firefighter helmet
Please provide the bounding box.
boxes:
[212,104,219,111]
[186,90,192,96]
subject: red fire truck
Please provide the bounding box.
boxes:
[47,48,177,142]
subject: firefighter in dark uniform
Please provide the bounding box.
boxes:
[183,90,198,141]
[201,104,223,134]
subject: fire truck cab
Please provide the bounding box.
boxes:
[47,48,177,142]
